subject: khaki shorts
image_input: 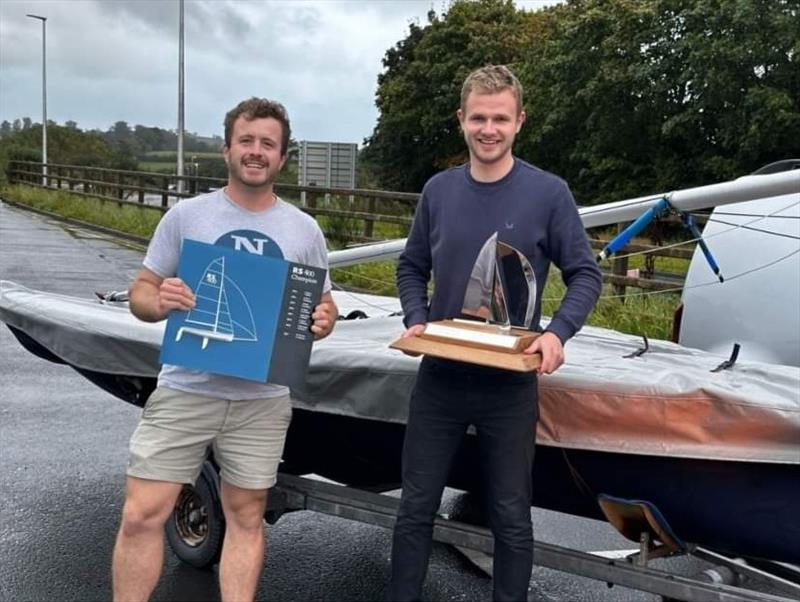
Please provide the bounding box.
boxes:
[127,387,292,490]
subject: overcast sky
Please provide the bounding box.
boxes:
[1,0,554,146]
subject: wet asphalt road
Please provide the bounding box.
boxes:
[0,201,676,601]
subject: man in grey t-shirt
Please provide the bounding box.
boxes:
[111,98,338,602]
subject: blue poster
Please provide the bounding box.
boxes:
[160,239,325,387]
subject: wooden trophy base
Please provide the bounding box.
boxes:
[389,319,542,372]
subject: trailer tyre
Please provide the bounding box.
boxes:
[165,461,225,569]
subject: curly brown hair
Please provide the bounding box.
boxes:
[223,97,291,155]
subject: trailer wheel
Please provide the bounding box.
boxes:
[165,461,225,568]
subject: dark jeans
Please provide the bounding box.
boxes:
[387,357,538,602]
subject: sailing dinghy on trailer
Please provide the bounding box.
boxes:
[1,166,799,600]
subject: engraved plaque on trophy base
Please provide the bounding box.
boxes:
[389,319,542,372]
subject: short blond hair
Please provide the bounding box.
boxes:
[460,65,523,113]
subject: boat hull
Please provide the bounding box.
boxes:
[2,280,799,565]
[282,407,800,565]
[9,324,799,565]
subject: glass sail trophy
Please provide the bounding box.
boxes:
[461,232,536,330]
[390,233,542,371]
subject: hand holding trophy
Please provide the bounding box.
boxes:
[390,233,542,371]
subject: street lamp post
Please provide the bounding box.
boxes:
[26,13,47,186]
[176,0,185,195]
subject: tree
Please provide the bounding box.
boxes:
[22,117,32,130]
[0,121,11,138]
[132,124,176,153]
[107,120,129,139]
[517,0,664,204]
[365,0,799,202]
[104,120,143,157]
[363,0,531,192]
[517,0,800,202]
[648,0,800,184]
[0,124,136,170]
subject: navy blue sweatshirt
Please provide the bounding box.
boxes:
[397,159,602,344]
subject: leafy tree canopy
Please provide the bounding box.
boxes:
[364,0,800,202]
[1,123,135,170]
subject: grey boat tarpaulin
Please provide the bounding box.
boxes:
[2,280,798,465]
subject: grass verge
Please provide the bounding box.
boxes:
[2,184,162,239]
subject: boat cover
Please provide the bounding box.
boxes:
[1,280,798,465]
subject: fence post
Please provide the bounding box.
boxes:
[117,172,125,202]
[363,196,376,239]
[161,177,169,208]
[138,175,145,204]
[612,222,629,302]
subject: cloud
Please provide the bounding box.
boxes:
[0,0,555,142]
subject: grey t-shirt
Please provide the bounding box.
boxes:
[143,189,332,400]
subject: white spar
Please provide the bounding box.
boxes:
[326,169,800,268]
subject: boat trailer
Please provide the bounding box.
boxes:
[166,464,800,602]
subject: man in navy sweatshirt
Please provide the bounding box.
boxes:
[388,65,603,601]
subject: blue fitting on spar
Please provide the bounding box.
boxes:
[596,195,725,283]
[596,197,672,263]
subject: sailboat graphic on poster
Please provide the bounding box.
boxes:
[176,256,257,349]
[160,239,326,387]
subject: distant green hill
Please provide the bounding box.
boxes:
[140,150,220,160]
